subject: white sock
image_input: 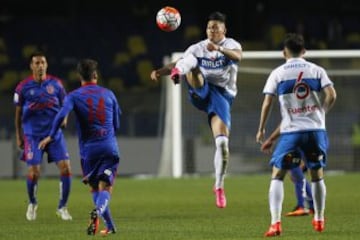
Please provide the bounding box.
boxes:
[214,136,229,189]
[269,179,284,224]
[175,54,198,74]
[311,179,326,221]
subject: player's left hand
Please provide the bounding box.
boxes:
[38,136,53,150]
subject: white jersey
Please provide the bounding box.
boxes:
[263,58,333,133]
[182,38,241,96]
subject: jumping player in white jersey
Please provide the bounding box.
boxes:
[256,33,337,237]
[150,11,242,208]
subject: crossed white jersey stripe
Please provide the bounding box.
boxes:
[263,58,333,133]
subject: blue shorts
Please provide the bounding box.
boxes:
[21,134,70,166]
[270,130,328,170]
[186,81,234,130]
[81,155,119,189]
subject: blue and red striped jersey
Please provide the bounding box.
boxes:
[49,82,121,159]
[14,75,66,137]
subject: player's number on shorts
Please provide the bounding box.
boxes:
[86,97,105,125]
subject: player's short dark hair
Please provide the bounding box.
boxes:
[77,59,98,81]
[208,11,226,23]
[29,51,46,63]
[284,33,305,56]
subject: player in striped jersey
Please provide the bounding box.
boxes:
[14,51,72,221]
[38,59,121,236]
[256,33,336,236]
[151,11,242,208]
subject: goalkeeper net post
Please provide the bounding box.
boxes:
[158,54,183,178]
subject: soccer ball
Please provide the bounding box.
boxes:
[156,6,181,32]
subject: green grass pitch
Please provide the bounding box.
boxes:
[1,173,360,239]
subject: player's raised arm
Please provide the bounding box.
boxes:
[150,61,177,81]
[207,41,242,61]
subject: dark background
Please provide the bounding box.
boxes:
[1,0,359,80]
[0,0,359,137]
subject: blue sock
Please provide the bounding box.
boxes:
[92,191,115,230]
[58,174,72,209]
[96,190,110,215]
[290,167,305,208]
[103,207,116,230]
[26,176,38,204]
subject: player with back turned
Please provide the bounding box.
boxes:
[256,33,337,237]
[38,59,122,236]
